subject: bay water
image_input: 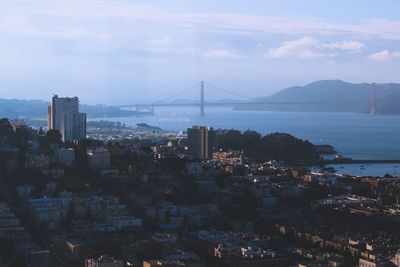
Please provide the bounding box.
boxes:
[94,106,400,176]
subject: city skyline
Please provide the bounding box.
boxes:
[1,0,400,104]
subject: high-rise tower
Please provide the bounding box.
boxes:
[48,95,86,142]
[187,126,215,159]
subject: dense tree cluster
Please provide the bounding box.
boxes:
[38,129,61,148]
[0,118,14,136]
[215,129,317,162]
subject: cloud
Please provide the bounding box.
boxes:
[202,49,239,58]
[267,36,321,58]
[61,28,112,42]
[179,47,239,58]
[180,47,202,55]
[0,0,398,65]
[150,35,172,46]
[267,37,367,59]
[369,50,391,61]
[369,50,400,61]
[322,41,365,52]
[0,12,112,43]
[4,1,400,41]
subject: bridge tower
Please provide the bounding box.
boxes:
[370,82,376,115]
[200,81,205,116]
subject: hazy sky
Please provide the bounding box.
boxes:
[1,0,400,104]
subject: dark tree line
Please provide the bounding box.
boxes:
[0,118,14,136]
[215,129,317,162]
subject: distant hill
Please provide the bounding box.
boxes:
[0,99,143,119]
[235,80,400,114]
[0,99,48,119]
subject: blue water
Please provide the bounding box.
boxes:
[93,106,400,176]
[328,164,400,177]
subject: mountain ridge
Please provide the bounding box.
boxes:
[236,80,400,114]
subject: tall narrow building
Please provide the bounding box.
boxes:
[48,95,86,143]
[187,126,215,159]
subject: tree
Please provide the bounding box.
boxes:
[0,118,14,136]
[0,238,14,262]
[215,129,242,150]
[38,127,45,135]
[39,129,62,148]
[262,132,316,162]
[45,129,62,144]
[241,130,262,155]
[13,127,31,167]
[15,127,31,146]
[215,130,317,163]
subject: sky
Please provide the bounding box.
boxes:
[1,0,400,104]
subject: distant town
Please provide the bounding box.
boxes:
[0,95,400,267]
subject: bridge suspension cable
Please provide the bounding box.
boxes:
[203,81,252,100]
[152,81,251,105]
[152,81,201,104]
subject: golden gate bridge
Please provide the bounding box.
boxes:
[117,81,378,116]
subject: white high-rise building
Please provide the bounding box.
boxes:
[48,95,86,142]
